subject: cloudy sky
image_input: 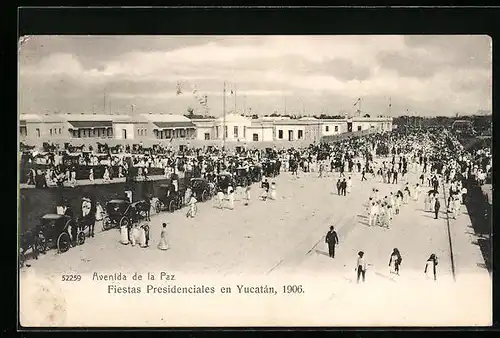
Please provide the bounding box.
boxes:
[18,35,491,117]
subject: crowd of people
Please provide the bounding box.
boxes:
[20,124,491,284]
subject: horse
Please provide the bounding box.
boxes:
[19,228,45,267]
[134,199,152,221]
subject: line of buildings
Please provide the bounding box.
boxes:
[19,112,393,144]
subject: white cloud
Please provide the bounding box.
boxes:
[18,35,491,116]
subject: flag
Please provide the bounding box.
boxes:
[176,82,182,95]
[389,97,392,108]
[353,98,360,106]
[230,90,234,95]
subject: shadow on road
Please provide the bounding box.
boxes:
[464,180,492,273]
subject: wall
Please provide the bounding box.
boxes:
[195,126,214,140]
[26,121,67,139]
[274,125,307,141]
[321,121,347,136]
[114,124,135,140]
[245,126,274,142]
[213,121,252,141]
[133,123,151,140]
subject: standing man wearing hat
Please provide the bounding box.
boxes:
[325,226,339,259]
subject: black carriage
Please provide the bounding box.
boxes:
[102,198,144,230]
[155,183,183,213]
[235,167,251,187]
[216,173,235,192]
[189,178,214,202]
[249,165,263,182]
[39,214,85,254]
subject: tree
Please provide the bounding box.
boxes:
[186,106,194,117]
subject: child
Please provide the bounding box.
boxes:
[186,195,197,218]
[227,186,235,210]
[216,189,225,209]
[269,182,277,200]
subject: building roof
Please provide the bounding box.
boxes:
[299,116,318,121]
[216,114,251,123]
[140,113,191,123]
[153,121,195,129]
[68,121,113,129]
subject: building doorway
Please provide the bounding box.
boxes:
[288,130,294,141]
[347,122,353,132]
[123,129,127,139]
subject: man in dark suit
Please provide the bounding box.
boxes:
[434,195,441,219]
[341,179,347,196]
[325,226,339,258]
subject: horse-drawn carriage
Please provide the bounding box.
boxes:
[189,178,215,202]
[102,198,150,231]
[216,173,235,193]
[248,165,263,182]
[20,214,86,261]
[155,183,184,213]
[234,167,251,187]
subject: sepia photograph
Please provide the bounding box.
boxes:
[18,34,492,327]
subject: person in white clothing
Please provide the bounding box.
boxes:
[186,195,197,218]
[244,186,251,206]
[89,168,94,183]
[346,177,352,194]
[356,251,368,283]
[103,167,110,182]
[414,183,421,202]
[269,182,277,200]
[368,202,378,227]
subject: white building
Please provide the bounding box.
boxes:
[140,113,196,140]
[213,114,252,142]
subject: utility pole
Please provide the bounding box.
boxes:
[223,81,227,150]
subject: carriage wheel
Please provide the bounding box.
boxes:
[57,232,71,253]
[155,200,161,214]
[169,200,176,212]
[102,216,112,231]
[201,190,207,202]
[77,231,86,245]
[120,217,129,229]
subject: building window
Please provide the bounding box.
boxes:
[59,128,62,134]
[357,126,362,131]
[144,129,147,137]
[180,129,186,138]
[325,126,329,132]
[234,126,238,138]
[243,126,246,138]
[49,129,53,136]
[278,129,283,139]
[334,126,338,132]
[253,133,259,141]
[107,128,112,137]
[370,125,374,128]
[166,130,171,138]
[298,130,303,139]
[216,126,219,138]
[204,133,210,140]
[224,126,228,138]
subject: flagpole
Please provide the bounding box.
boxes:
[223,81,226,150]
[243,95,246,115]
[234,84,237,114]
[103,88,106,113]
[284,96,287,115]
[388,97,392,116]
